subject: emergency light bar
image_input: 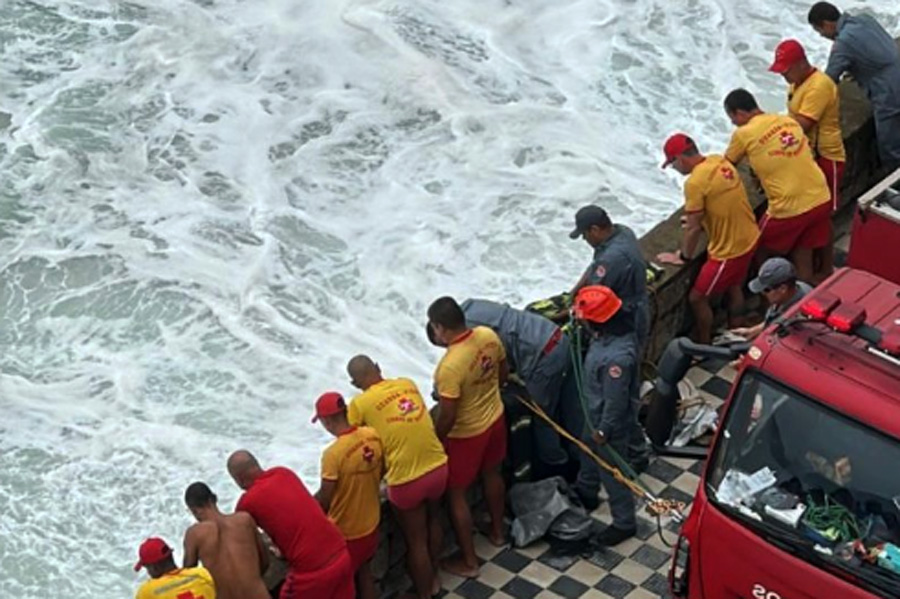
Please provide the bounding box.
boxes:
[799,295,900,357]
[826,303,867,333]
[799,293,867,333]
[799,292,841,320]
[800,292,866,333]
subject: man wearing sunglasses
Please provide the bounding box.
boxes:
[731,257,813,341]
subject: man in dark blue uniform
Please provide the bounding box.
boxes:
[571,285,639,546]
[570,205,651,471]
[570,205,650,347]
[460,299,570,469]
[809,2,900,168]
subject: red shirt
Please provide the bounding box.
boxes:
[235,466,347,572]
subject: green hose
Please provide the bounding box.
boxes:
[802,494,860,542]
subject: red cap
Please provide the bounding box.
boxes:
[312,391,346,423]
[769,39,806,73]
[134,537,172,572]
[661,133,695,168]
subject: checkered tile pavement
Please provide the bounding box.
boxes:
[380,358,736,599]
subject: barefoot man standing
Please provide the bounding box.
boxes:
[427,296,509,579]
[182,482,271,599]
[346,355,449,598]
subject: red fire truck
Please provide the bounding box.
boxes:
[668,169,900,599]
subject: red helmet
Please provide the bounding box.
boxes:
[573,285,622,324]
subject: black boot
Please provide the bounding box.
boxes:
[574,487,600,512]
[594,524,637,547]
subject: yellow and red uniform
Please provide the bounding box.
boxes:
[788,69,845,163]
[684,155,759,296]
[788,68,846,209]
[321,426,383,540]
[321,426,383,570]
[684,155,759,261]
[348,378,447,487]
[725,113,832,252]
[435,326,506,439]
[135,568,216,599]
[434,326,507,489]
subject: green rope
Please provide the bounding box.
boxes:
[568,321,593,432]
[565,321,648,492]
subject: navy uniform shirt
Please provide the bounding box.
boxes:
[581,225,650,344]
[825,13,900,119]
[461,298,559,379]
[582,332,638,438]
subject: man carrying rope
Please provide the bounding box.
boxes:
[571,285,640,547]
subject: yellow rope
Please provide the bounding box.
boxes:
[515,395,685,521]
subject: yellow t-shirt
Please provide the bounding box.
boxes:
[725,113,830,218]
[136,567,216,599]
[684,155,760,261]
[348,378,448,486]
[321,426,383,540]
[434,326,506,439]
[788,69,846,162]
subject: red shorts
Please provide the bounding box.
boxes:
[692,248,755,297]
[387,463,449,510]
[280,549,354,599]
[346,529,378,572]
[816,156,845,211]
[444,414,507,490]
[758,201,832,253]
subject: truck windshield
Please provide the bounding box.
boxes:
[707,370,900,597]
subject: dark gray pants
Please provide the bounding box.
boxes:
[629,309,651,463]
[575,429,637,530]
[875,112,900,170]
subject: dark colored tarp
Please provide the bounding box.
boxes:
[509,476,594,548]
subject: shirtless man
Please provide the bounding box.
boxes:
[183,481,271,599]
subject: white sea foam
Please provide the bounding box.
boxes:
[0,0,897,595]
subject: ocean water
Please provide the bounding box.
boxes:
[0,0,897,595]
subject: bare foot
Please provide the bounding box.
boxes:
[431,574,441,596]
[441,555,479,579]
[476,521,508,548]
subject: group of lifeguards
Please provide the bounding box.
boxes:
[130,3,900,599]
[131,284,642,599]
[658,3,900,344]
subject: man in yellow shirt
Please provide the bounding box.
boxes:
[657,133,760,344]
[724,88,832,284]
[428,296,509,579]
[770,38,846,280]
[346,355,448,599]
[134,537,216,599]
[313,392,384,599]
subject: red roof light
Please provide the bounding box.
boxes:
[879,323,900,355]
[825,303,867,333]
[800,292,841,321]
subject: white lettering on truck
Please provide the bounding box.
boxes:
[752,584,783,599]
